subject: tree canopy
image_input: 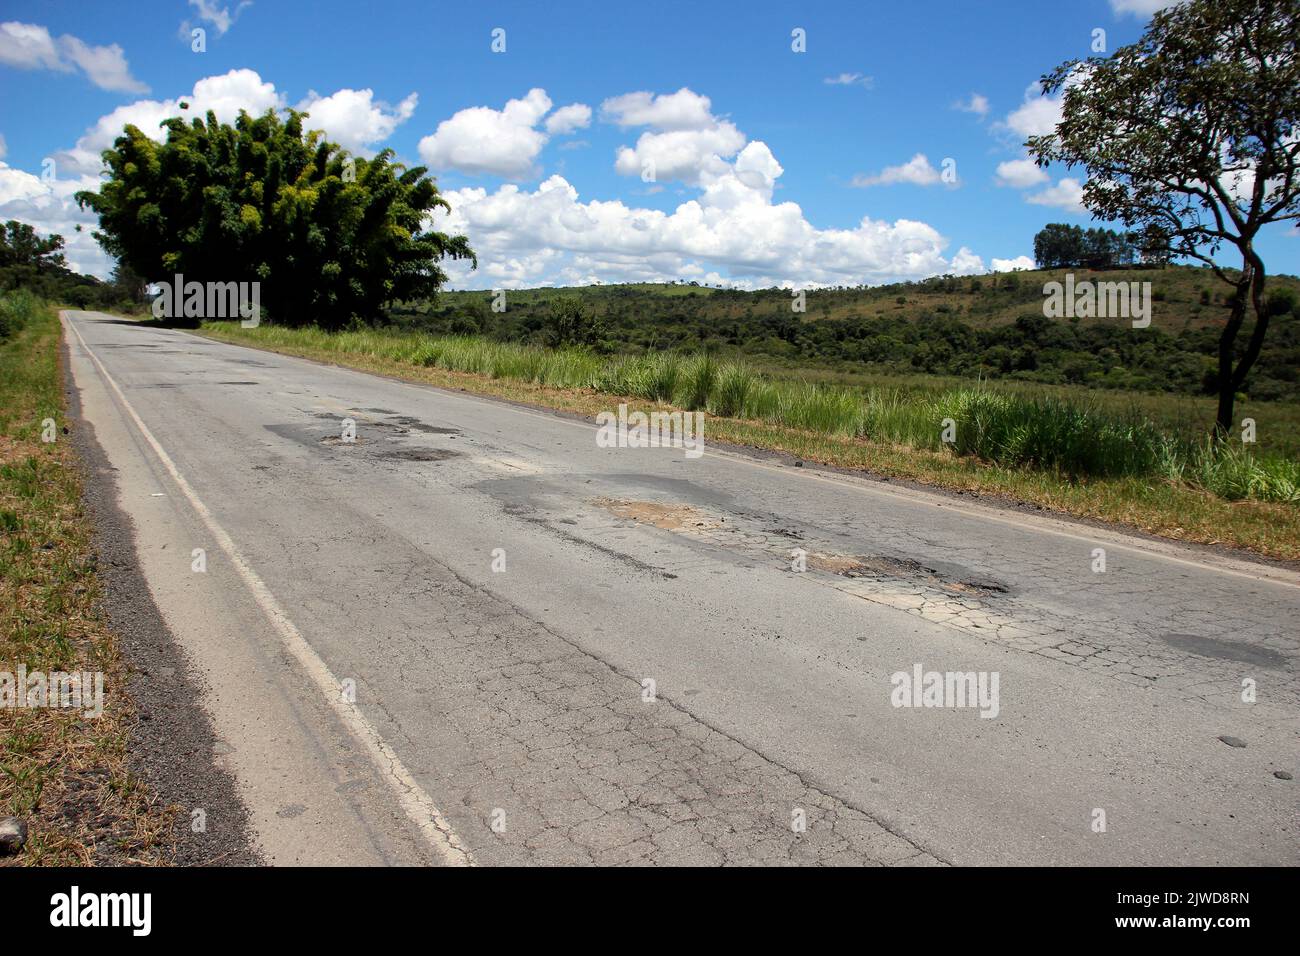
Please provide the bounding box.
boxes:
[0,219,139,310]
[76,108,475,329]
[1031,223,1171,270]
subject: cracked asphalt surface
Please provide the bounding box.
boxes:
[64,312,1298,866]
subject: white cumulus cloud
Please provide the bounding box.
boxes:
[993,255,1036,272]
[851,153,947,188]
[1002,81,1064,139]
[614,123,746,186]
[0,21,147,93]
[418,88,554,179]
[600,88,717,130]
[952,93,989,117]
[1026,177,1085,212]
[1109,0,1182,17]
[184,0,253,37]
[296,88,418,154]
[995,157,1049,188]
[604,87,748,187]
[429,123,977,290]
[545,103,592,135]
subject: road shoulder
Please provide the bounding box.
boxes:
[61,325,262,866]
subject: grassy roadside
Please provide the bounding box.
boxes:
[0,297,173,864]
[199,322,1300,562]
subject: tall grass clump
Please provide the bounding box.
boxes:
[403,335,603,391]
[859,387,938,448]
[597,353,682,401]
[709,363,756,418]
[932,389,1166,478]
[673,354,717,410]
[769,382,865,437]
[0,289,39,341]
[1177,439,1300,503]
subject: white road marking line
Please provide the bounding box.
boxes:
[66,314,473,867]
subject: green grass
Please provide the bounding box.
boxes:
[741,360,1300,460]
[1,295,172,864]
[205,324,1298,504]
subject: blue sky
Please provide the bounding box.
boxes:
[1,0,1295,287]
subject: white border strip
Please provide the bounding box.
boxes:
[66,313,473,867]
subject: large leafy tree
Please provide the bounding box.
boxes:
[77,108,475,329]
[0,220,67,273]
[1033,223,1085,268]
[1027,0,1300,435]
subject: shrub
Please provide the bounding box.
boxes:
[0,289,39,341]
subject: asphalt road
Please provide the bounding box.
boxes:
[63,311,1298,866]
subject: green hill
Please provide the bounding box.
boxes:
[389,265,1300,403]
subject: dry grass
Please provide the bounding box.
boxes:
[1,301,174,865]
[199,324,1300,561]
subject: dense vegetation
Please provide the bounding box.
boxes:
[75,108,474,329]
[0,220,140,315]
[384,267,1300,402]
[1031,222,1169,269]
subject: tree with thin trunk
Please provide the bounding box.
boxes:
[1027,0,1300,435]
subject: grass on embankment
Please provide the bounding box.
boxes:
[198,322,1300,561]
[1,294,172,864]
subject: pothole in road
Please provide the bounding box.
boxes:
[387,415,459,435]
[595,498,723,532]
[808,553,1008,596]
[377,448,462,462]
[593,497,1009,598]
[311,411,460,437]
[319,434,367,447]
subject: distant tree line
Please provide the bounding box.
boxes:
[0,219,142,311]
[388,276,1300,402]
[1032,223,1172,270]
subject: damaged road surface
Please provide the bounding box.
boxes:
[63,311,1299,866]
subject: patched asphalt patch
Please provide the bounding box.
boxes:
[1163,633,1287,668]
